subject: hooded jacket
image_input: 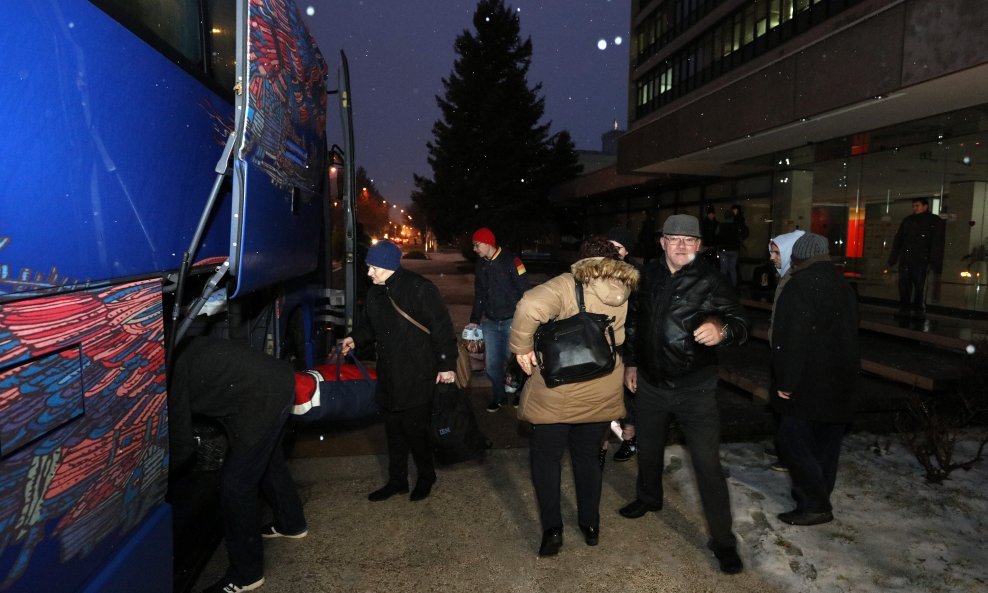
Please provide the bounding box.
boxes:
[509,257,639,425]
[770,230,805,278]
[771,254,860,422]
[625,255,748,387]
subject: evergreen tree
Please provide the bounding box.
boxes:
[412,0,579,245]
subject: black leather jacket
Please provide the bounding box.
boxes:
[625,256,748,385]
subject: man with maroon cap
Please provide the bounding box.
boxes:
[466,227,530,411]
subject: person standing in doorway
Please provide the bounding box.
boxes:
[888,197,945,320]
[618,214,749,575]
[716,205,748,288]
[699,206,720,267]
[466,227,530,412]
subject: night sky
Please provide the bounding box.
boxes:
[304,1,630,207]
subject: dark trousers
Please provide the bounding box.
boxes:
[897,262,928,311]
[635,374,736,549]
[530,422,610,531]
[221,404,306,584]
[776,415,846,513]
[384,403,435,487]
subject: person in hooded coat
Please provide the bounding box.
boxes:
[771,233,859,526]
[510,237,639,556]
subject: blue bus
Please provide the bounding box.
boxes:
[0,1,338,591]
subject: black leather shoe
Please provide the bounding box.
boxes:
[618,499,662,519]
[409,479,435,502]
[709,544,743,574]
[538,528,563,556]
[579,525,599,546]
[777,509,833,526]
[367,483,409,502]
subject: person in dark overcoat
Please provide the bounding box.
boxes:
[341,240,457,502]
[170,337,307,593]
[888,197,945,319]
[771,233,859,526]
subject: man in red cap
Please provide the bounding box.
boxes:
[466,227,530,411]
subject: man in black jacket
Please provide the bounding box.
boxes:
[771,233,859,526]
[888,197,944,319]
[465,227,530,411]
[341,240,457,502]
[170,337,307,593]
[618,214,749,575]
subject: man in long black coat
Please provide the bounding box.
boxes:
[341,240,457,502]
[771,233,859,526]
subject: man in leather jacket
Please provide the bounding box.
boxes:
[617,214,749,575]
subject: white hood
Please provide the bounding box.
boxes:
[770,230,806,277]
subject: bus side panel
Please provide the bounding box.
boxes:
[0,0,232,299]
[0,279,170,593]
[230,0,328,298]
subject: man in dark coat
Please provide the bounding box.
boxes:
[341,240,457,502]
[771,233,859,526]
[619,214,749,575]
[888,197,944,319]
[170,337,307,593]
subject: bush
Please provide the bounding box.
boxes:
[896,337,988,483]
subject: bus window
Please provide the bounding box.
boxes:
[206,0,237,92]
[93,0,202,69]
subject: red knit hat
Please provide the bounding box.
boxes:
[472,227,496,247]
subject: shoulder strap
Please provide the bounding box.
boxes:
[389,296,431,335]
[574,280,587,312]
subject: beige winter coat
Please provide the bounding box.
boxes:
[509,257,639,425]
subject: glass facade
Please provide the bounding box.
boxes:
[634,0,861,119]
[590,105,988,314]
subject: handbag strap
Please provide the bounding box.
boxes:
[389,295,431,335]
[333,345,374,383]
[574,280,587,312]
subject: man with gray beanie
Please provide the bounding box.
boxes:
[341,240,458,502]
[619,214,749,574]
[771,233,859,526]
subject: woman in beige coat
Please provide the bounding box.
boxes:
[510,237,639,556]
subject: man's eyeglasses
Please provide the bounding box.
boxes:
[664,235,699,246]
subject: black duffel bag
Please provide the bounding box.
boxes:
[534,281,616,388]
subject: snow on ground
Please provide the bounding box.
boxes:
[665,430,988,592]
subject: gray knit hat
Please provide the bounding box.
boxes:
[790,233,828,260]
[661,214,701,237]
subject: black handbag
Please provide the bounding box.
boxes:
[429,383,490,465]
[533,280,616,387]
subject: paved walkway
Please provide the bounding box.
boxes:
[193,250,788,593]
[192,249,982,592]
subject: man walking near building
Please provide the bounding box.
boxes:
[771,233,859,526]
[466,227,530,411]
[618,214,749,575]
[888,197,944,319]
